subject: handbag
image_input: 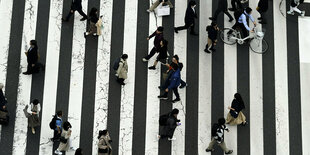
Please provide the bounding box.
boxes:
[60,137,68,143]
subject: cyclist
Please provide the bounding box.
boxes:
[231,7,257,38]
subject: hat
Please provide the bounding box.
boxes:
[157,26,164,32]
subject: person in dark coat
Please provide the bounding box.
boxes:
[62,0,88,22]
[209,0,234,22]
[148,39,168,70]
[158,109,180,141]
[226,93,247,125]
[257,0,268,24]
[174,1,198,35]
[23,40,39,75]
[142,27,164,62]
[0,83,7,111]
[204,22,219,53]
[84,7,99,37]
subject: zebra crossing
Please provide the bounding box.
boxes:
[0,0,309,155]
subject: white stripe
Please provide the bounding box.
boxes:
[118,0,138,154]
[298,16,310,155]
[39,0,63,154]
[171,0,187,154]
[198,0,212,154]
[274,0,290,155]
[248,0,264,154]
[66,1,88,154]
[12,0,39,154]
[144,0,162,154]
[0,0,13,141]
[92,0,113,153]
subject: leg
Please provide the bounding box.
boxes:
[173,88,180,100]
[26,63,33,74]
[77,8,88,19]
[175,23,191,31]
[212,9,222,20]
[149,0,161,11]
[224,10,234,21]
[292,6,302,14]
[180,79,186,87]
[65,10,74,21]
[206,138,217,150]
[145,47,157,60]
[218,141,230,153]
[231,0,237,9]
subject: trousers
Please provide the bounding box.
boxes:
[65,8,87,21]
[207,138,230,153]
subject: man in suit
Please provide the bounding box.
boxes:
[23,40,39,75]
[174,1,198,35]
[62,0,88,22]
[209,0,234,22]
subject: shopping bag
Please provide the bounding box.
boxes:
[156,5,170,17]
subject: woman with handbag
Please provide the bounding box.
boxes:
[55,121,76,155]
[84,7,99,38]
[23,99,41,134]
[98,130,112,155]
[226,93,247,126]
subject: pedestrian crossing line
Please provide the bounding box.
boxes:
[144,1,162,154]
[198,0,212,154]
[249,0,264,154]
[38,0,63,154]
[91,0,113,153]
[66,0,88,154]
[12,0,39,154]
[273,0,290,155]
[117,0,138,154]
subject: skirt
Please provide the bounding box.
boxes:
[28,114,40,128]
[226,111,246,125]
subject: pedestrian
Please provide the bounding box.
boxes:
[148,39,168,70]
[158,108,180,141]
[84,7,99,38]
[204,22,219,53]
[147,0,173,12]
[23,40,39,75]
[158,63,181,103]
[164,55,187,89]
[229,0,242,11]
[98,130,112,155]
[205,118,233,154]
[287,0,305,17]
[23,99,41,134]
[75,148,83,155]
[174,1,198,35]
[142,26,164,62]
[0,83,7,111]
[256,0,268,24]
[62,0,88,22]
[226,93,247,126]
[55,121,76,155]
[51,110,63,142]
[115,54,128,85]
[209,0,234,22]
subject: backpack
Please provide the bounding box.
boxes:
[159,113,170,126]
[49,115,59,130]
[211,123,220,137]
[113,57,121,70]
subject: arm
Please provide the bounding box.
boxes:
[241,15,251,31]
[27,104,32,114]
[37,104,41,114]
[148,31,156,39]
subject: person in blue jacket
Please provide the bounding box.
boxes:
[158,63,181,103]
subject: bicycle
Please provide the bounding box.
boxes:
[220,27,268,54]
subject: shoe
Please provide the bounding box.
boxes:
[168,137,176,141]
[241,121,248,126]
[31,128,35,134]
[54,150,63,155]
[142,58,148,62]
[61,18,68,22]
[158,95,168,100]
[174,27,178,33]
[204,49,211,53]
[22,72,30,75]
[225,150,233,154]
[206,148,215,152]
[84,32,87,38]
[301,11,305,17]
[147,9,152,13]
[179,84,187,89]
[80,17,87,21]
[209,17,216,21]
[148,66,156,70]
[172,98,180,103]
[287,11,294,15]
[229,19,233,22]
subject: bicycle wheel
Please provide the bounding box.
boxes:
[220,28,237,45]
[249,38,268,54]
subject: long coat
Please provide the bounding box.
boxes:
[116,58,128,79]
[57,129,71,151]
[184,6,197,25]
[26,46,38,65]
[98,135,112,155]
[160,115,178,138]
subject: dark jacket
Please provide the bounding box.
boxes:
[160,115,178,137]
[231,99,245,112]
[168,69,181,89]
[148,31,164,49]
[258,0,268,12]
[207,25,218,41]
[0,90,7,111]
[185,6,197,24]
[71,0,82,10]
[27,46,38,65]
[218,0,228,10]
[157,45,168,59]
[89,12,98,23]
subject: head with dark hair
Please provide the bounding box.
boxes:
[63,121,72,131]
[211,22,217,27]
[245,7,252,14]
[218,117,226,125]
[188,1,196,7]
[98,130,108,139]
[32,99,39,105]
[156,26,164,33]
[121,54,128,60]
[160,39,168,48]
[74,148,83,155]
[56,110,63,117]
[171,108,179,115]
[30,40,37,47]
[90,7,98,16]
[170,62,179,71]
[234,93,245,109]
[173,55,179,62]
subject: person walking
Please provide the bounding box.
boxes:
[209,0,234,22]
[55,121,76,155]
[98,130,112,155]
[23,99,41,134]
[0,83,7,111]
[62,0,88,22]
[174,1,198,35]
[204,22,219,53]
[23,40,39,75]
[287,0,305,17]
[142,27,164,62]
[158,108,180,141]
[256,0,268,24]
[158,63,181,103]
[206,118,233,154]
[51,110,63,142]
[148,39,168,70]
[226,93,247,125]
[147,0,173,12]
[116,54,128,85]
[84,7,99,38]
